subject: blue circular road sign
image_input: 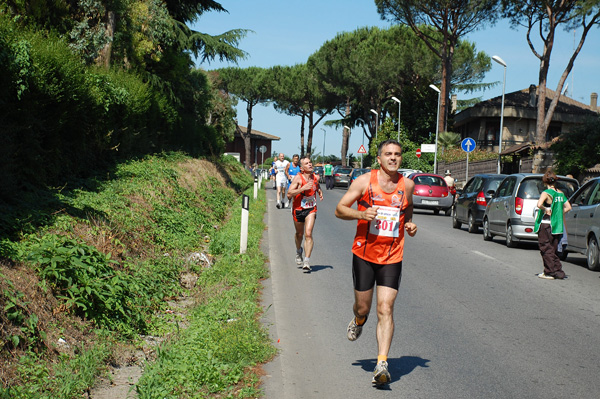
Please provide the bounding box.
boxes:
[461,138,476,153]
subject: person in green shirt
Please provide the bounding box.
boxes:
[324,161,334,190]
[534,170,572,280]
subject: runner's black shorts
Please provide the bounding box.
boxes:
[352,254,403,291]
[293,207,316,223]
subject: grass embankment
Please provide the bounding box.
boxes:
[0,153,275,398]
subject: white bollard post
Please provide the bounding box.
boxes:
[253,175,258,199]
[240,194,249,254]
[258,170,262,189]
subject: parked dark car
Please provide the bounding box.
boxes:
[563,177,600,270]
[483,173,579,247]
[347,168,370,188]
[452,174,507,233]
[333,166,353,187]
[408,173,453,215]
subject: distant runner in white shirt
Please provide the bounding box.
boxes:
[274,153,290,208]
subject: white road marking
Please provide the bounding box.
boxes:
[472,250,495,260]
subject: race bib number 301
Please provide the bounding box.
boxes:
[369,206,401,237]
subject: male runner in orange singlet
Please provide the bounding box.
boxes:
[287,157,323,271]
[335,139,417,386]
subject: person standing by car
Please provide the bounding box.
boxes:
[287,157,323,271]
[324,160,334,190]
[335,139,417,386]
[534,170,572,280]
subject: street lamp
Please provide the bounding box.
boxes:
[344,125,360,168]
[429,84,441,174]
[370,109,378,139]
[321,128,326,163]
[492,55,507,174]
[392,96,401,141]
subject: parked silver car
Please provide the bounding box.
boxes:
[333,166,353,187]
[563,177,600,270]
[482,173,579,247]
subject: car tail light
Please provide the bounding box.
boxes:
[476,191,487,206]
[335,173,340,177]
[525,227,533,233]
[515,197,524,215]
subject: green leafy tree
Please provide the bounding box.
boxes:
[309,25,492,163]
[375,0,500,133]
[368,118,433,171]
[216,66,270,168]
[501,0,600,151]
[310,26,439,158]
[551,116,600,176]
[269,64,337,157]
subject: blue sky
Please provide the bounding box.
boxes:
[193,0,600,160]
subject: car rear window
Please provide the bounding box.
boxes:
[483,177,505,193]
[517,178,545,199]
[517,178,579,199]
[414,176,445,186]
[337,168,352,174]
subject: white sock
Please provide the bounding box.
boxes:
[304,257,310,262]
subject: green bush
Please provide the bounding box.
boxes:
[27,235,149,337]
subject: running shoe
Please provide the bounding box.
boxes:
[347,316,367,341]
[537,273,555,280]
[302,259,311,271]
[372,360,391,386]
[276,202,281,209]
[295,253,303,265]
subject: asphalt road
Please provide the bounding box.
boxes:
[260,183,600,399]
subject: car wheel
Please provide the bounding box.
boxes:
[445,208,452,216]
[586,236,600,271]
[452,207,461,229]
[467,213,478,233]
[483,218,493,241]
[506,223,517,248]
[433,209,440,215]
[558,245,568,261]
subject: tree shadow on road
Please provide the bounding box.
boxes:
[352,355,430,387]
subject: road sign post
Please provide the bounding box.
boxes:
[461,138,476,182]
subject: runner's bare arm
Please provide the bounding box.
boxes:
[286,175,303,199]
[335,173,378,221]
[403,178,417,237]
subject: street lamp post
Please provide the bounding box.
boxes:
[392,97,401,141]
[370,109,378,140]
[321,128,326,163]
[492,55,507,174]
[344,125,358,168]
[429,84,441,174]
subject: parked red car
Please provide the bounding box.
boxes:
[408,173,453,215]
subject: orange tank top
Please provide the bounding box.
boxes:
[352,170,408,264]
[292,173,319,211]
